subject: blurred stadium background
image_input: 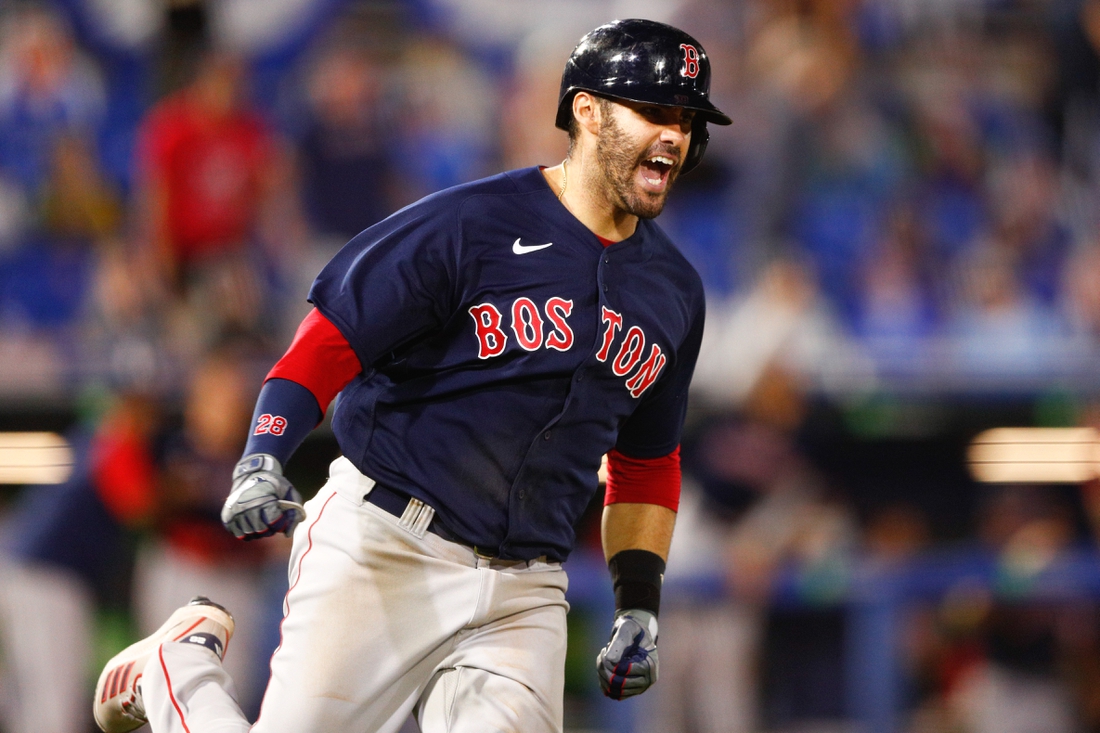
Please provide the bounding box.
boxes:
[4,0,1100,732]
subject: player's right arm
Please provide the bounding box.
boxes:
[229,192,460,539]
[222,308,362,540]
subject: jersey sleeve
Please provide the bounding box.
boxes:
[613,298,705,459]
[266,308,362,414]
[307,203,462,369]
[604,446,681,511]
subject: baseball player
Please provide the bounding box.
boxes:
[93,18,730,733]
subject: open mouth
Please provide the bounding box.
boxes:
[638,154,677,193]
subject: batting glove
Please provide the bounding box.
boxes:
[222,454,305,541]
[596,609,659,700]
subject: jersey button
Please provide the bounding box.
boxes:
[602,285,608,292]
[544,431,552,440]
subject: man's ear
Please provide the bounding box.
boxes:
[572,91,603,136]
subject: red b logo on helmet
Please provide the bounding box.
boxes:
[680,44,700,79]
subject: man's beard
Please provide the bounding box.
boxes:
[594,110,680,220]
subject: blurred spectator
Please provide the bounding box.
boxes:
[39,133,123,241]
[132,344,284,718]
[501,26,574,170]
[691,258,874,408]
[297,42,398,243]
[0,130,126,398]
[853,202,941,367]
[132,49,301,353]
[393,33,498,199]
[944,238,1068,378]
[1061,234,1100,339]
[0,6,105,192]
[0,389,160,733]
[0,8,116,392]
[789,94,906,321]
[985,153,1071,309]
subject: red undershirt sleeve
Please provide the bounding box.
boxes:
[266,308,362,415]
[603,446,681,512]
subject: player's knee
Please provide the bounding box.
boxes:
[419,666,560,733]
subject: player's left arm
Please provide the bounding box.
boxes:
[596,452,679,701]
[596,301,704,700]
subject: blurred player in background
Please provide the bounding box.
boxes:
[0,389,158,733]
[93,18,730,733]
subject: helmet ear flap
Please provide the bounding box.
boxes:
[681,121,709,175]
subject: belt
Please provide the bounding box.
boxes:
[365,482,464,545]
[366,483,555,568]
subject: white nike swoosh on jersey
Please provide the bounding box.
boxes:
[513,238,554,254]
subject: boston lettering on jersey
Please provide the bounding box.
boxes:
[468,299,665,398]
[308,167,705,561]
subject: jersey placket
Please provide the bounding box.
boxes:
[497,242,633,558]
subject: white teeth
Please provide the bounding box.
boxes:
[647,156,675,166]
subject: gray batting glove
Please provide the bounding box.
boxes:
[596,609,659,700]
[222,454,305,541]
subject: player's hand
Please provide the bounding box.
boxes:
[596,609,659,700]
[222,453,305,541]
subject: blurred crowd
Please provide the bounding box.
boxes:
[6,0,1100,396]
[5,0,1100,732]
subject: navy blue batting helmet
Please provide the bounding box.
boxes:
[556,19,731,174]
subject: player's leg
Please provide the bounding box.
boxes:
[141,639,250,733]
[249,463,491,733]
[418,564,570,733]
[94,596,241,733]
[133,539,268,715]
[419,665,561,733]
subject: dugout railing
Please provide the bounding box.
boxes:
[564,546,1100,733]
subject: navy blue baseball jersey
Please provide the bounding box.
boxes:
[308,166,705,561]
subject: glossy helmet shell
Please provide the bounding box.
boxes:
[555,18,731,174]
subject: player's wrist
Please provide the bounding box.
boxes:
[607,549,665,617]
[233,453,284,482]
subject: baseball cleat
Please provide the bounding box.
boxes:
[93,596,235,733]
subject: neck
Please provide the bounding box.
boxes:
[542,154,638,242]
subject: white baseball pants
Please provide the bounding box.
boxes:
[142,457,570,733]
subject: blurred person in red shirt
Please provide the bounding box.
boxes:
[133,50,300,346]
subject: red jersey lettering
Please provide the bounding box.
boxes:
[624,344,667,397]
[596,307,623,362]
[544,297,575,351]
[511,297,544,351]
[469,303,507,358]
[612,326,645,376]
